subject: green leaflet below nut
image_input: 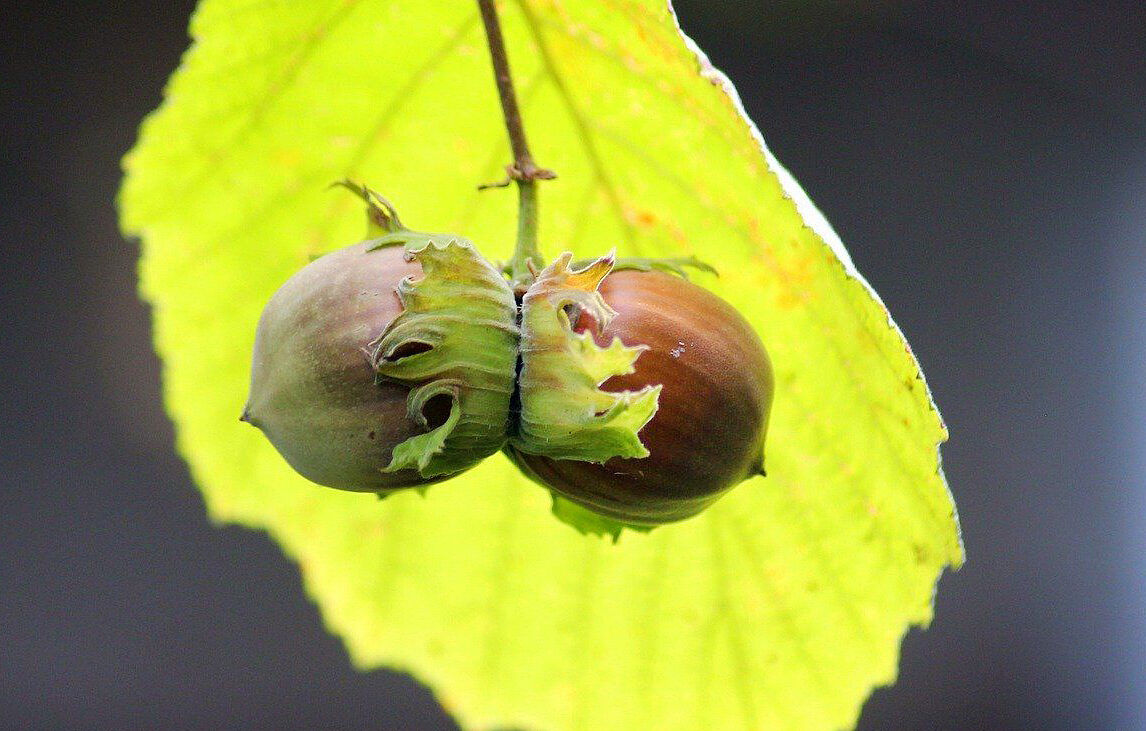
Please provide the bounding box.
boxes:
[371,237,519,478]
[549,494,652,542]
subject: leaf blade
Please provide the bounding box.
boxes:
[120,1,963,730]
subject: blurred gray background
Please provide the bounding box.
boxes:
[2,1,1144,728]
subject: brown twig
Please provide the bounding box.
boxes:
[477,0,555,183]
[477,0,555,284]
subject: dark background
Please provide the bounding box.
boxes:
[3,1,1143,728]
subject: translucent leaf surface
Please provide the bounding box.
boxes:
[120,1,963,729]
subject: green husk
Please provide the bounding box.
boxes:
[370,237,518,477]
[510,251,660,462]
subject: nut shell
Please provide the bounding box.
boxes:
[243,242,446,492]
[509,270,773,524]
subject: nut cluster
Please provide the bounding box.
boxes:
[243,189,773,536]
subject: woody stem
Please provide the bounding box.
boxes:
[476,0,555,286]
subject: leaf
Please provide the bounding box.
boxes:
[119,1,963,730]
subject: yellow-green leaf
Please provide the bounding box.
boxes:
[119,1,964,730]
